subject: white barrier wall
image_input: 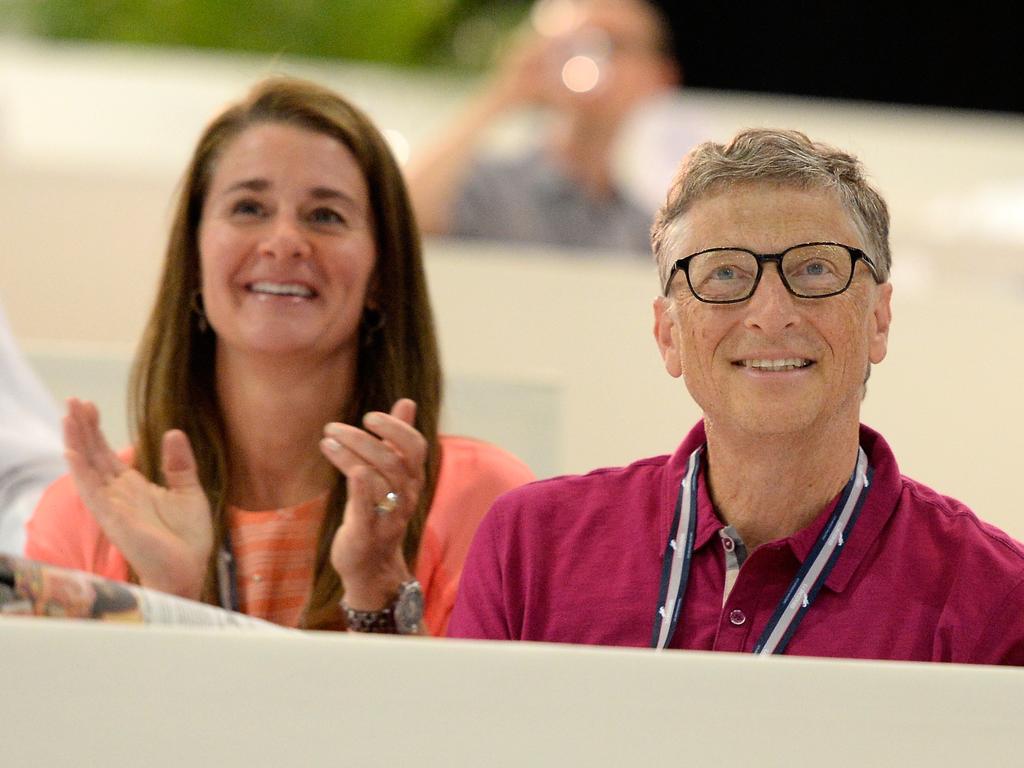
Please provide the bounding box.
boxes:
[1,618,1022,767]
[2,40,1023,536]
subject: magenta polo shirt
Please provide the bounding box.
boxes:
[448,422,1024,665]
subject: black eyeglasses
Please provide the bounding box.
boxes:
[663,242,881,303]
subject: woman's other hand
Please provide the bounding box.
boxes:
[321,398,427,609]
[63,398,213,599]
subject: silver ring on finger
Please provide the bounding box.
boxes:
[374,491,399,515]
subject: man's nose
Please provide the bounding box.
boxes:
[743,263,800,333]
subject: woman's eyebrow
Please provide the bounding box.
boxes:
[222,178,269,195]
[310,186,360,208]
[217,179,362,210]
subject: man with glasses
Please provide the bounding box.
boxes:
[448,129,1024,664]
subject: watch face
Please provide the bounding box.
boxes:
[394,581,424,634]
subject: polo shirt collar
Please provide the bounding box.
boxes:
[662,421,903,592]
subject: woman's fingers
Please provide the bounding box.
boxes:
[63,399,94,469]
[323,399,426,477]
[85,401,123,473]
[63,434,107,506]
[320,436,408,519]
[74,400,104,468]
[63,408,88,474]
[376,399,428,471]
[160,429,202,493]
[323,423,409,482]
[156,429,214,569]
[321,427,424,522]
[67,398,124,479]
[347,464,404,522]
[389,397,416,426]
[331,464,409,566]
[64,399,117,482]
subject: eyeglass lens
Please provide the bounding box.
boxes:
[688,244,853,302]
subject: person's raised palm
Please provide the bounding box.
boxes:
[63,398,213,599]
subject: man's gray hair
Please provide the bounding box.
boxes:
[651,128,891,290]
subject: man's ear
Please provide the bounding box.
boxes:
[653,297,683,378]
[869,282,893,365]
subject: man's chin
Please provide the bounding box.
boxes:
[706,407,821,440]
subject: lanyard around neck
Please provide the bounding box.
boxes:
[216,536,240,612]
[651,445,873,653]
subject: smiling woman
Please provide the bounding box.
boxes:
[198,123,377,363]
[24,77,534,634]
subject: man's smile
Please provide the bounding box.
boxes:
[734,357,814,372]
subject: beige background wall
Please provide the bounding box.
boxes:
[2,40,1023,536]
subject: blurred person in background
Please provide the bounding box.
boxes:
[407,0,681,255]
[0,302,65,555]
[26,77,533,634]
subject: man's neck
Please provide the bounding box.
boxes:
[215,346,355,510]
[702,418,862,551]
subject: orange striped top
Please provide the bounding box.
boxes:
[229,494,328,628]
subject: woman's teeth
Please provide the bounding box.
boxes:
[248,281,314,298]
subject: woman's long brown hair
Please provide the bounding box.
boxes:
[128,77,442,629]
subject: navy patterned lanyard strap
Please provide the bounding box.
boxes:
[651,445,874,653]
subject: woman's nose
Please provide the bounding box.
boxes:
[259,215,311,260]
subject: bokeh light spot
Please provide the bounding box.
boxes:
[561,55,600,93]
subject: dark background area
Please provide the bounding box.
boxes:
[656,4,1022,114]
[5,1,1020,115]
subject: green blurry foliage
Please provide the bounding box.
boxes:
[6,0,532,70]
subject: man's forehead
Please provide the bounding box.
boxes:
[666,183,864,254]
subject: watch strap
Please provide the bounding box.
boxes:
[342,603,397,633]
[341,579,422,635]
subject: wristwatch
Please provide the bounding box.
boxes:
[341,579,424,635]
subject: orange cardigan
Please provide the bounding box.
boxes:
[25,435,534,635]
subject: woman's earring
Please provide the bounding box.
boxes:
[190,289,210,334]
[360,307,386,347]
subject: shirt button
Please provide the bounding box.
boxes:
[729,609,746,626]
[722,537,735,552]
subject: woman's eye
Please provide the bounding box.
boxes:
[310,207,344,225]
[711,265,738,280]
[231,199,264,217]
